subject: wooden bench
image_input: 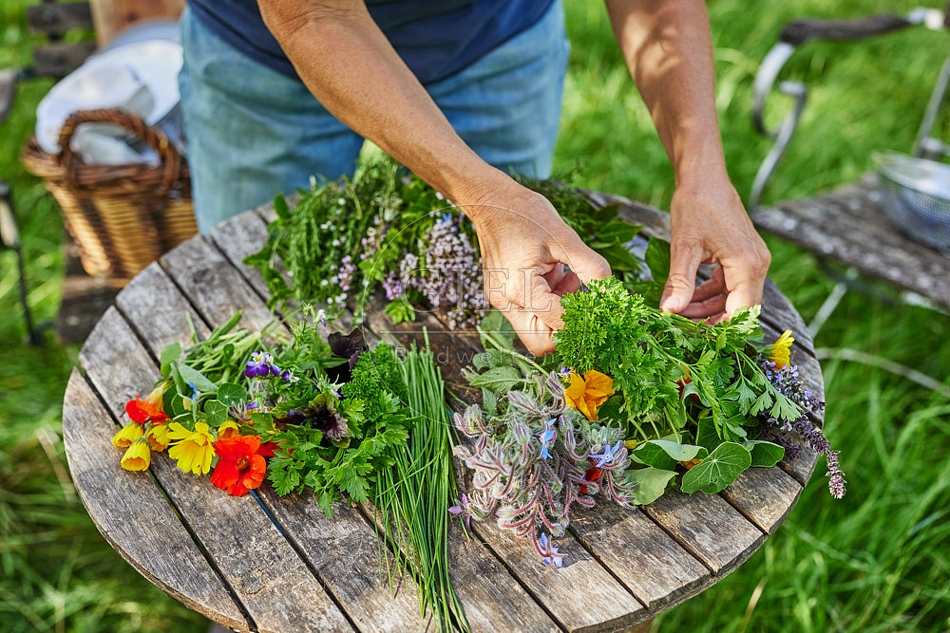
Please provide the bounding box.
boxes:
[62,195,822,632]
[751,173,950,313]
[748,7,950,323]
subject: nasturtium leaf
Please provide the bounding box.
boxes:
[177,364,218,394]
[630,467,678,505]
[695,415,721,452]
[165,392,188,418]
[216,383,247,408]
[159,342,181,377]
[635,440,707,471]
[680,441,752,494]
[744,440,785,467]
[202,399,229,427]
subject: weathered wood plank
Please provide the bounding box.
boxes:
[752,174,950,310]
[720,466,804,534]
[62,370,249,630]
[641,490,765,576]
[159,237,279,335]
[114,262,211,356]
[568,502,710,614]
[258,491,433,632]
[470,510,646,633]
[78,309,354,633]
[443,525,560,633]
[209,210,273,300]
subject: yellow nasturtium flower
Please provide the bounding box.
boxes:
[112,423,144,448]
[564,370,615,421]
[167,422,216,475]
[771,330,795,369]
[217,420,240,441]
[146,423,171,451]
[120,438,151,472]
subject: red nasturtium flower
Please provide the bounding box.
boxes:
[210,434,278,496]
[126,383,168,425]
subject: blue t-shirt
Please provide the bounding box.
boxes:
[187,0,554,85]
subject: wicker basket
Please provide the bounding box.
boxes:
[21,108,197,281]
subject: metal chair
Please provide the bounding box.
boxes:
[748,5,950,334]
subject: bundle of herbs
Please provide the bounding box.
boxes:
[109,307,468,631]
[244,156,645,329]
[453,274,845,566]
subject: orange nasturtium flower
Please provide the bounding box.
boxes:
[210,434,277,496]
[770,330,795,370]
[120,438,151,471]
[126,383,169,425]
[112,423,144,448]
[167,422,216,475]
[564,370,615,421]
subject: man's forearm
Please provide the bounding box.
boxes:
[604,0,728,188]
[258,0,503,213]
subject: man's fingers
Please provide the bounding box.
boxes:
[679,293,727,319]
[503,309,556,356]
[660,240,704,313]
[565,248,611,286]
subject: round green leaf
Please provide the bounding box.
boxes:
[680,441,752,494]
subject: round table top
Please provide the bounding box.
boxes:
[62,193,822,633]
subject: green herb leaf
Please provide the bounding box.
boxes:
[630,467,678,505]
[744,440,786,467]
[216,383,247,408]
[680,442,752,494]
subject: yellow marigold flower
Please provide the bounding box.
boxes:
[217,420,240,440]
[771,330,795,369]
[146,423,171,452]
[167,422,215,475]
[564,369,615,421]
[120,438,151,471]
[112,423,144,448]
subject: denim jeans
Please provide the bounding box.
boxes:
[177,1,569,235]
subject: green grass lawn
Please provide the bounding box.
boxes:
[2,0,949,631]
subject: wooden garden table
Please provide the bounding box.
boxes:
[62,193,823,632]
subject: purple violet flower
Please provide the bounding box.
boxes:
[448,493,472,530]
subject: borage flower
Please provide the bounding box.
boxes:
[167,422,216,475]
[125,383,168,425]
[210,434,277,496]
[564,370,615,421]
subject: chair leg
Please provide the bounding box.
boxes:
[0,179,43,345]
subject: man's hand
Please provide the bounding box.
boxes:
[660,180,770,323]
[461,179,611,356]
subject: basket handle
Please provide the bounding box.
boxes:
[56,108,182,195]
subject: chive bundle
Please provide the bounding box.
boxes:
[374,339,469,632]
